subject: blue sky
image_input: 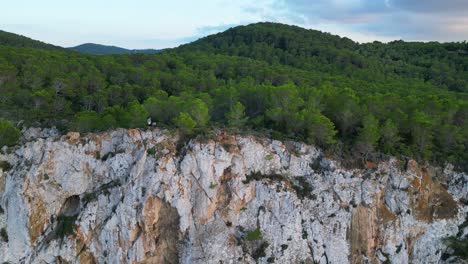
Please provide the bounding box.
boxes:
[2,0,467,49]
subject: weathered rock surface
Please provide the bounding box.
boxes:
[0,128,466,263]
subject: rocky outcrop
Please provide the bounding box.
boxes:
[0,128,466,263]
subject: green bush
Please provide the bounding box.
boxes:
[147,147,156,156]
[0,228,8,242]
[55,215,78,238]
[0,161,12,171]
[444,236,468,259]
[70,111,102,133]
[0,120,20,147]
[174,112,196,135]
[246,228,263,241]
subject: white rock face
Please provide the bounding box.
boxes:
[0,128,466,263]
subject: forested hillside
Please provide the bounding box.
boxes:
[0,23,466,169]
[0,30,63,51]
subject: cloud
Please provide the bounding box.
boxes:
[195,24,239,36]
[388,0,468,14]
[261,0,468,42]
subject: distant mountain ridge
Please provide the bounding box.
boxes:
[0,30,162,54]
[69,43,161,55]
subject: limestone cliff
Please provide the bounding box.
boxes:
[0,128,466,263]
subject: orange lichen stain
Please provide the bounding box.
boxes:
[366,161,377,169]
[233,185,256,215]
[74,228,96,264]
[177,179,185,196]
[200,167,256,224]
[129,223,141,243]
[219,135,239,153]
[128,129,144,149]
[348,205,380,264]
[158,159,168,171]
[159,139,176,154]
[89,132,108,148]
[140,196,180,264]
[78,251,96,264]
[376,192,398,223]
[408,162,458,222]
[348,191,397,263]
[66,132,81,144]
[403,226,425,260]
[44,151,56,172]
[200,198,218,225]
[27,193,48,244]
[227,234,238,246]
[83,162,93,177]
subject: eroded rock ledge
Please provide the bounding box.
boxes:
[0,128,466,263]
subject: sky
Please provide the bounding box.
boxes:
[1,0,468,49]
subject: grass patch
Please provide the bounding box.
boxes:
[209,182,217,189]
[246,228,263,241]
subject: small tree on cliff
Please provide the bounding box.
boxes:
[174,112,196,135]
[0,119,20,147]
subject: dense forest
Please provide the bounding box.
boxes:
[0,22,466,169]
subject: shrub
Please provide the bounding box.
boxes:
[0,161,12,171]
[147,147,156,156]
[70,111,101,133]
[246,228,263,241]
[0,228,8,242]
[0,120,20,147]
[252,241,269,260]
[444,236,468,259]
[55,215,78,238]
[174,112,196,135]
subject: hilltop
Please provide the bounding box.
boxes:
[0,30,64,50]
